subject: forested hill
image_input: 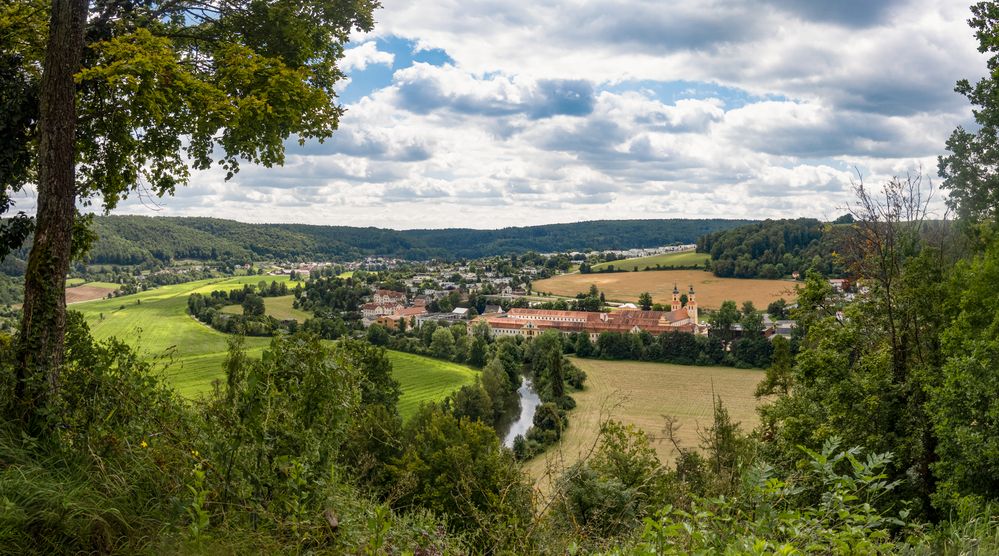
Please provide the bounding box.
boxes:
[79,215,754,264]
[697,217,849,278]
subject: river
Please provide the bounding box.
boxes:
[501,377,541,447]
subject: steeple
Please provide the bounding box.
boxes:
[687,284,698,324]
[671,282,681,312]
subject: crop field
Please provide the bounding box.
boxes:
[590,251,709,272]
[66,281,120,304]
[72,276,475,408]
[526,357,764,484]
[532,269,796,309]
[221,294,313,321]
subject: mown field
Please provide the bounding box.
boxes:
[221,294,313,321]
[73,277,477,409]
[590,251,709,272]
[389,351,478,418]
[532,269,796,309]
[526,357,764,484]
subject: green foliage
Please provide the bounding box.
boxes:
[430,326,455,360]
[393,405,533,548]
[929,235,999,506]
[366,323,389,346]
[938,2,999,226]
[638,292,653,311]
[698,217,845,278]
[607,439,917,555]
[756,335,793,397]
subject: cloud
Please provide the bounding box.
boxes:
[97,0,978,229]
[341,41,395,72]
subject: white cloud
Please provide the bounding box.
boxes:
[340,41,395,72]
[100,0,986,228]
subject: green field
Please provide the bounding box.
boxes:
[66,277,86,286]
[73,276,476,410]
[388,351,477,418]
[221,294,313,321]
[590,251,709,272]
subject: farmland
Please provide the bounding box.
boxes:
[590,251,709,272]
[66,281,120,304]
[526,357,764,483]
[72,277,477,406]
[532,269,796,309]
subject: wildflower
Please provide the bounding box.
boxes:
[140,440,148,448]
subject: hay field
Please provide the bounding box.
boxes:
[525,357,764,484]
[532,269,796,309]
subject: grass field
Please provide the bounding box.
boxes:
[388,351,478,418]
[590,251,709,272]
[532,269,796,309]
[72,276,476,410]
[221,294,313,321]
[526,357,764,484]
[66,277,86,286]
[74,276,287,395]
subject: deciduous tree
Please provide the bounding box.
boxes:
[5,0,378,429]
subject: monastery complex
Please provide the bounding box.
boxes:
[475,284,704,340]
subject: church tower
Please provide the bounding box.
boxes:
[671,283,681,312]
[687,285,698,324]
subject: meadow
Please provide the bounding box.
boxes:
[526,357,764,484]
[221,294,313,321]
[73,276,477,408]
[590,251,709,272]
[532,269,796,309]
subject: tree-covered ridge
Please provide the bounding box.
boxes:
[76,215,753,264]
[697,217,848,278]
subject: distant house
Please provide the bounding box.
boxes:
[361,302,404,319]
[372,289,407,304]
[483,304,504,314]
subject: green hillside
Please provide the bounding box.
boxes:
[72,276,476,405]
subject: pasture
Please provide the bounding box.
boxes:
[590,251,709,272]
[525,357,764,483]
[532,269,796,309]
[73,276,476,408]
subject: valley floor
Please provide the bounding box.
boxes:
[526,357,763,487]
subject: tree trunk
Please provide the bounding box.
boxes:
[13,0,89,431]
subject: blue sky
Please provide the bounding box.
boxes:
[110,0,986,228]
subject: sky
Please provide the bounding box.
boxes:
[92,1,992,228]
